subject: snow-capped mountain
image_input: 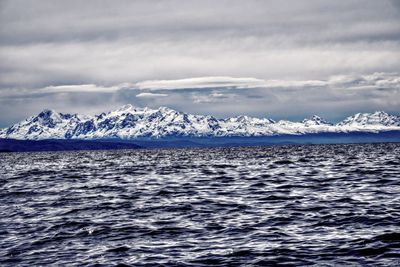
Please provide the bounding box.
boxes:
[1,105,399,140]
[338,111,400,127]
[302,115,332,126]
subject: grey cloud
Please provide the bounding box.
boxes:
[0,73,399,128]
[4,73,397,98]
[136,73,400,92]
[1,39,399,90]
[192,92,234,104]
[1,0,399,45]
[136,77,266,90]
[41,84,127,93]
[0,0,400,126]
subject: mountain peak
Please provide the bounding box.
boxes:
[372,110,389,116]
[158,106,178,113]
[38,109,58,118]
[35,109,63,125]
[117,104,135,111]
[302,115,331,126]
[1,107,399,140]
[110,104,147,115]
[338,111,400,126]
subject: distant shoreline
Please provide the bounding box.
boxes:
[1,131,400,152]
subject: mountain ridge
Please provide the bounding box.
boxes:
[1,106,399,140]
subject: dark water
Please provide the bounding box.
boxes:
[1,143,400,266]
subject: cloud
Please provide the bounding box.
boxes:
[136,92,168,98]
[0,72,398,128]
[136,73,400,92]
[3,72,395,99]
[136,77,266,90]
[1,1,400,90]
[0,1,400,125]
[327,72,400,90]
[192,92,232,103]
[40,84,128,93]
[1,40,399,90]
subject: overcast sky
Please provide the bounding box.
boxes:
[0,0,399,126]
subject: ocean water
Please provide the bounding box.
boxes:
[0,143,399,266]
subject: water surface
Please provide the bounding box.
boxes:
[1,143,399,266]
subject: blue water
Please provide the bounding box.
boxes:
[1,143,399,266]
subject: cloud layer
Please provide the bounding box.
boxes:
[0,0,399,126]
[0,73,399,127]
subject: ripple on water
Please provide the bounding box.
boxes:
[0,143,399,266]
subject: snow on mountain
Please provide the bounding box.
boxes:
[338,111,400,127]
[0,106,399,140]
[1,109,89,140]
[302,115,332,126]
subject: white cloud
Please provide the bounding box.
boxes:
[136,76,266,90]
[134,76,343,91]
[1,73,398,98]
[135,73,400,92]
[136,92,168,98]
[40,84,125,93]
[210,92,227,98]
[328,72,400,90]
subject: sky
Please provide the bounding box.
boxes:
[0,0,400,127]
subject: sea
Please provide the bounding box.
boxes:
[0,143,399,266]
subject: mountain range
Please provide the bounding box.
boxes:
[1,105,400,140]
